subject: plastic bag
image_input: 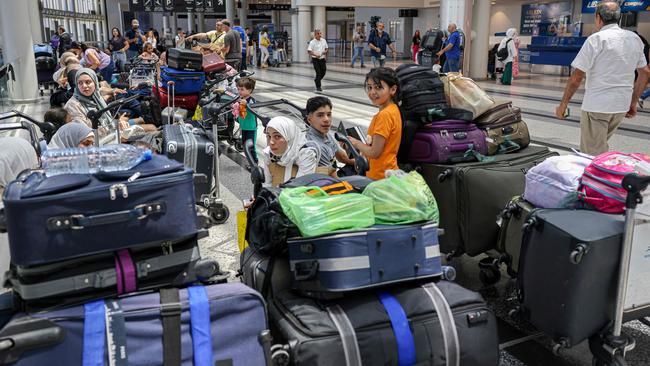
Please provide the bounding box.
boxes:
[363,171,439,225]
[279,186,375,237]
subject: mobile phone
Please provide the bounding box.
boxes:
[563,108,570,118]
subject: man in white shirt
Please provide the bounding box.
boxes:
[556,1,650,155]
[308,29,329,93]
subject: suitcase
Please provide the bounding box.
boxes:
[162,107,189,123]
[6,232,222,311]
[203,52,226,74]
[523,154,592,209]
[0,283,270,365]
[33,44,54,58]
[407,120,488,164]
[167,47,203,71]
[34,56,55,71]
[240,246,291,299]
[495,196,537,275]
[2,155,199,267]
[287,221,443,295]
[517,209,625,348]
[158,85,200,110]
[269,281,500,366]
[419,146,558,255]
[160,66,205,95]
[162,124,215,202]
[473,100,520,125]
[396,63,447,122]
[481,119,530,155]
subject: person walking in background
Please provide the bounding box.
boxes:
[108,27,128,73]
[437,23,462,72]
[259,28,271,68]
[498,28,518,85]
[556,1,649,155]
[233,24,247,71]
[125,19,146,60]
[351,26,366,68]
[368,22,396,68]
[308,29,328,93]
[221,20,242,71]
[412,30,421,62]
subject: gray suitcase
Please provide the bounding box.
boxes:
[495,196,537,275]
[161,80,189,124]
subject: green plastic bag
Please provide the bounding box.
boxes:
[363,171,439,225]
[279,186,375,237]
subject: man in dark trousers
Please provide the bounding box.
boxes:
[308,29,328,93]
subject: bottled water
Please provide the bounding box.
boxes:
[42,144,153,177]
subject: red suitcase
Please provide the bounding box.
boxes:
[203,53,226,74]
[157,86,199,110]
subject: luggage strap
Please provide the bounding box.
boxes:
[307,181,354,196]
[46,202,166,231]
[422,283,460,366]
[82,300,106,366]
[115,249,136,295]
[378,292,416,366]
[189,285,213,366]
[160,288,182,366]
[326,305,362,366]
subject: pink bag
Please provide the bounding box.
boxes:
[580,152,650,213]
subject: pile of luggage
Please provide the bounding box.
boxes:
[241,171,501,365]
[33,44,56,96]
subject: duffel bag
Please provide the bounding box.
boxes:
[473,100,520,125]
[480,119,530,155]
[160,66,205,94]
[441,72,495,120]
[524,154,591,209]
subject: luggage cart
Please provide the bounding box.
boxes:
[126,58,157,89]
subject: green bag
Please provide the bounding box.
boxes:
[279,186,375,237]
[363,171,440,225]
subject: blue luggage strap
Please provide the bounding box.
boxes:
[189,285,213,366]
[83,300,106,366]
[378,292,417,366]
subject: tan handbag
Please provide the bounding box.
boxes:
[441,72,495,120]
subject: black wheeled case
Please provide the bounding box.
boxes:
[517,209,625,347]
[269,281,500,366]
[495,196,537,275]
[419,146,557,256]
[167,48,203,71]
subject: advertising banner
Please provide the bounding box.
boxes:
[520,2,573,36]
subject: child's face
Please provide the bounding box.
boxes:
[65,113,73,123]
[238,86,253,99]
[265,127,288,156]
[366,79,396,107]
[307,105,332,134]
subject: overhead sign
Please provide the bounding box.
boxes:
[520,2,573,36]
[249,4,291,11]
[583,0,650,13]
[130,0,225,13]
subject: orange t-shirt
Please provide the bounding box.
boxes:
[366,103,402,180]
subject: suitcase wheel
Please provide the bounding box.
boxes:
[438,168,453,183]
[478,257,501,286]
[271,344,290,366]
[569,243,590,265]
[208,205,230,225]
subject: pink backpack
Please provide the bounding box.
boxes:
[580,152,650,213]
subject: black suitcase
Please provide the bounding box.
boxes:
[162,124,215,203]
[269,281,500,366]
[517,209,625,348]
[167,48,203,71]
[35,56,55,71]
[419,146,558,256]
[495,196,538,275]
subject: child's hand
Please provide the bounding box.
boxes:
[348,136,360,149]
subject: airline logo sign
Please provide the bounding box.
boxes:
[582,0,650,13]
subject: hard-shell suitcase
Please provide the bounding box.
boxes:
[473,100,520,125]
[34,56,55,71]
[0,283,270,366]
[270,281,500,366]
[407,120,488,164]
[517,209,625,348]
[6,232,221,311]
[158,86,199,110]
[162,124,215,202]
[2,155,199,267]
[166,48,203,71]
[495,196,537,275]
[203,53,226,74]
[480,119,530,155]
[419,146,558,255]
[161,107,189,123]
[160,66,205,95]
[287,221,443,294]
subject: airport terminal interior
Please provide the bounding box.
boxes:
[0,0,650,365]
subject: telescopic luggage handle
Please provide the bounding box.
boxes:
[621,173,650,210]
[244,140,264,198]
[334,132,369,176]
[0,317,65,364]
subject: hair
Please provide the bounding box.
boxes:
[111,27,121,38]
[236,76,256,91]
[143,42,154,51]
[58,26,65,32]
[596,1,621,25]
[222,19,231,27]
[44,107,69,130]
[306,96,332,115]
[364,67,401,103]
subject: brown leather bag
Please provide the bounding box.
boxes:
[473,100,521,126]
[482,120,530,155]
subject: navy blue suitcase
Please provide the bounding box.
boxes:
[160,66,205,95]
[287,221,443,294]
[2,155,199,267]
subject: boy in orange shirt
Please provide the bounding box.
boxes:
[349,67,402,180]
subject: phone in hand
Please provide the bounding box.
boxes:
[563,108,570,118]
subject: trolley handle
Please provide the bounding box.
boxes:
[0,110,56,142]
[244,139,264,197]
[622,173,650,209]
[334,132,368,176]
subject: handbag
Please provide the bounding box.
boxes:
[441,72,495,120]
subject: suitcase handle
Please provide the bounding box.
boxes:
[450,143,473,152]
[0,317,65,363]
[438,169,453,183]
[293,260,319,281]
[46,202,166,231]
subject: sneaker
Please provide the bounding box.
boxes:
[361,64,366,68]
[639,99,645,109]
[316,88,323,93]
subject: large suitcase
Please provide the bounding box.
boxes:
[158,85,200,110]
[517,209,625,348]
[166,48,203,71]
[407,120,488,164]
[287,221,443,294]
[480,119,530,155]
[160,66,205,94]
[6,232,221,311]
[495,196,537,275]
[419,146,558,255]
[269,281,500,366]
[2,155,199,267]
[162,124,215,203]
[34,56,55,71]
[203,52,227,74]
[0,283,270,365]
[396,63,447,122]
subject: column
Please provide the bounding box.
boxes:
[26,0,44,43]
[312,5,326,33]
[469,0,490,79]
[170,12,178,33]
[403,16,413,56]
[239,0,248,27]
[197,13,205,33]
[297,5,312,63]
[291,0,298,62]
[226,0,236,23]
[0,0,39,102]
[440,0,465,31]
[187,11,194,33]
[163,15,169,37]
[272,10,280,28]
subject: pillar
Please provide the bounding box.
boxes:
[239,0,249,28]
[163,15,169,37]
[0,0,39,102]
[272,10,281,28]
[297,5,312,62]
[26,0,44,43]
[403,16,414,55]
[440,0,465,32]
[291,0,298,62]
[170,13,178,33]
[226,0,236,23]
[187,11,194,33]
[469,0,491,79]
[312,5,326,34]
[197,13,205,33]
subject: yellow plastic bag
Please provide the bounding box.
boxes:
[192,105,203,121]
[237,210,248,253]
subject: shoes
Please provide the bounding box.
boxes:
[350,64,354,68]
[316,88,323,93]
[639,99,645,109]
[360,64,366,68]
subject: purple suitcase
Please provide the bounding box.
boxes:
[407,120,488,164]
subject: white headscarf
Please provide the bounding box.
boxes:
[499,28,517,49]
[0,137,39,189]
[260,116,307,168]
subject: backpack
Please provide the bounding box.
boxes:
[245,187,300,255]
[396,63,448,123]
[497,39,512,61]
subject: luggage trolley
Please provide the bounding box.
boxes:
[126,58,158,89]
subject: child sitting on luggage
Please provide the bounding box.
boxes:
[348,67,402,180]
[44,107,73,132]
[305,96,355,177]
[236,77,258,163]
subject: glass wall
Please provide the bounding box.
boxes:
[41,0,107,47]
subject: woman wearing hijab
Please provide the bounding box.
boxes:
[498,28,518,85]
[259,116,318,187]
[48,122,95,149]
